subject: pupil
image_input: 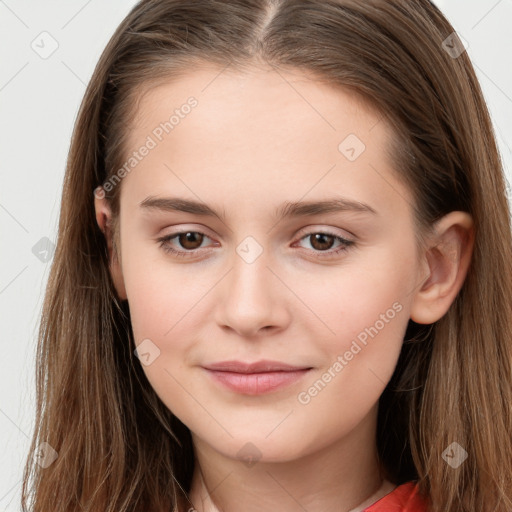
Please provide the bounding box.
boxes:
[181,232,202,249]
[313,233,333,250]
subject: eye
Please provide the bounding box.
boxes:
[294,230,354,258]
[157,231,215,258]
[156,229,355,260]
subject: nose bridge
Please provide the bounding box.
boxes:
[214,234,287,335]
[230,234,274,306]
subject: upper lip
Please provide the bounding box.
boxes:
[203,360,312,373]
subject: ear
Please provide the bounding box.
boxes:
[410,211,474,324]
[94,187,127,301]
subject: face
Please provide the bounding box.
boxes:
[105,64,427,463]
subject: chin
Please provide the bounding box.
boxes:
[196,431,309,465]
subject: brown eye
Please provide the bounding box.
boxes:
[295,230,354,259]
[308,233,335,251]
[177,232,204,250]
[157,230,215,258]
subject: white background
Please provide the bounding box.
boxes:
[1,1,511,510]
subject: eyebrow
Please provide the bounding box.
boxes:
[139,195,377,222]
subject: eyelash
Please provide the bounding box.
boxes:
[156,230,355,260]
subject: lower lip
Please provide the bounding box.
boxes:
[204,369,312,395]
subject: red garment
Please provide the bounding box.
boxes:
[364,482,429,511]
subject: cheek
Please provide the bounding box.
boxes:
[289,278,410,450]
[122,252,205,422]
[121,238,209,342]
[289,251,414,412]
[293,247,414,353]
[120,244,220,416]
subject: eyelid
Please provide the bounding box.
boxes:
[294,224,356,242]
[157,224,217,239]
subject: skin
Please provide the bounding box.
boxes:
[95,63,474,512]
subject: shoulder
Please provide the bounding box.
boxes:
[364,481,430,512]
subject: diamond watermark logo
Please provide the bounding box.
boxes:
[34,442,58,468]
[442,32,469,59]
[236,442,262,468]
[442,441,468,468]
[32,237,56,263]
[134,338,161,366]
[236,236,263,264]
[338,134,366,162]
[31,31,59,59]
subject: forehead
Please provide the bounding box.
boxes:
[129,63,381,145]
[118,64,412,220]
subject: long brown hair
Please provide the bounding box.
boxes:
[22,1,512,511]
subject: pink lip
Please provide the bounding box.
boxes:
[202,360,312,395]
[203,359,311,373]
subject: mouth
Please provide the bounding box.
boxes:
[201,360,313,395]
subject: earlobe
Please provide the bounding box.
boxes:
[410,211,474,325]
[94,187,128,301]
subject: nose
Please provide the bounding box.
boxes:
[214,243,291,338]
